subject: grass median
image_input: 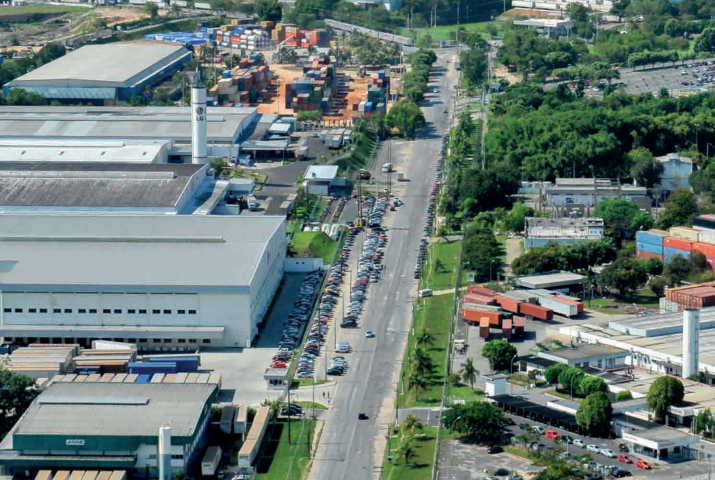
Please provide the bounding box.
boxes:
[397,293,454,408]
[421,240,462,291]
[255,418,316,480]
[382,426,438,480]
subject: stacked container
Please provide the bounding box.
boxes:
[636,229,668,260]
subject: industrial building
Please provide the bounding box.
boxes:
[537,344,628,370]
[0,214,287,348]
[304,165,339,196]
[656,153,693,194]
[524,217,605,249]
[0,382,217,477]
[0,106,258,163]
[515,271,586,293]
[544,178,649,214]
[4,43,193,103]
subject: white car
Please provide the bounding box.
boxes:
[531,426,545,435]
[600,449,616,458]
[587,444,601,453]
[574,439,586,448]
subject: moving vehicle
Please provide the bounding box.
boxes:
[419,289,433,298]
[365,331,375,338]
[635,459,651,470]
[587,445,601,453]
[358,413,368,420]
[545,430,560,439]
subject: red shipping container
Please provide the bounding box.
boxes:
[462,308,503,327]
[664,237,694,251]
[467,285,496,297]
[520,303,553,321]
[464,294,497,306]
[636,250,663,260]
[495,295,522,314]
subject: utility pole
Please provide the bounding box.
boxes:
[457,1,460,24]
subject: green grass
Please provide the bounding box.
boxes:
[383,426,439,480]
[255,418,316,480]
[0,3,86,15]
[294,401,328,410]
[397,294,454,408]
[446,384,484,404]
[399,20,507,42]
[333,133,377,175]
[290,231,339,263]
[587,288,660,313]
[422,240,462,291]
[292,379,327,388]
[505,445,541,463]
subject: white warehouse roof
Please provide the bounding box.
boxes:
[6,43,192,89]
[0,139,169,163]
[305,165,339,181]
[0,214,286,291]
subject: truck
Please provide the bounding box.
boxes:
[247,196,258,211]
[296,146,309,161]
[201,446,222,477]
[381,163,392,173]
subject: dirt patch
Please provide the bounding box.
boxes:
[93,7,146,27]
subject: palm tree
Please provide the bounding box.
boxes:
[415,328,435,350]
[397,441,416,466]
[261,398,281,424]
[460,358,479,390]
[434,257,446,272]
[411,348,434,377]
[401,414,424,438]
[408,370,428,401]
[173,72,188,106]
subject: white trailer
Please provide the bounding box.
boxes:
[201,446,222,477]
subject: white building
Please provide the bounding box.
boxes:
[524,217,605,249]
[304,165,339,196]
[656,153,692,193]
[0,214,287,349]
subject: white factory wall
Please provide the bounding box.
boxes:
[249,221,288,338]
[0,290,252,347]
[136,443,187,473]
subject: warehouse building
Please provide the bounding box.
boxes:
[0,214,287,348]
[545,178,649,213]
[0,162,213,215]
[0,382,217,477]
[524,217,605,249]
[4,43,193,104]
[0,106,258,163]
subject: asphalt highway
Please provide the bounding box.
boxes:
[308,49,459,480]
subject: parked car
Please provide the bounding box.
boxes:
[545,430,560,439]
[587,445,601,453]
[358,413,368,420]
[574,439,586,448]
[601,449,616,458]
[531,426,545,435]
[365,331,375,338]
[518,423,530,430]
[618,454,632,464]
[487,445,503,454]
[613,470,632,478]
[562,435,574,444]
[635,459,651,470]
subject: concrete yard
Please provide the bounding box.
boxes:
[203,273,307,406]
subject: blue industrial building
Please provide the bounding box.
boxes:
[4,42,193,104]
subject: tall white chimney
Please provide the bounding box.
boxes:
[158,425,173,480]
[683,309,700,379]
[191,68,208,165]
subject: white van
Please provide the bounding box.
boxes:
[381,163,392,173]
[418,289,433,298]
[247,196,258,211]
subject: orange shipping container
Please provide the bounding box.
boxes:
[462,308,503,327]
[520,303,553,321]
[495,295,522,314]
[664,237,694,251]
[467,285,496,297]
[464,293,497,306]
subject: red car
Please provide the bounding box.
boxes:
[545,430,560,439]
[635,459,651,470]
[618,454,632,463]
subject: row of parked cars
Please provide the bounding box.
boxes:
[296,246,353,379]
[415,133,447,280]
[270,271,323,373]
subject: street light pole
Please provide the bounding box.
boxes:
[510,353,518,395]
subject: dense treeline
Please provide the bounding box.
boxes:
[486,82,715,181]
[511,240,618,276]
[0,43,65,87]
[403,48,436,103]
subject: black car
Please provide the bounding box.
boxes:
[487,445,503,454]
[327,368,343,375]
[613,471,632,478]
[562,435,574,444]
[518,423,530,430]
[358,413,368,420]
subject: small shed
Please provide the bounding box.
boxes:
[304,165,339,196]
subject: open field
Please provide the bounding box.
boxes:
[588,288,660,314]
[0,4,87,16]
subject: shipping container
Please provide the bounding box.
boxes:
[532,295,578,317]
[502,319,513,340]
[636,229,668,246]
[669,226,701,243]
[147,356,199,372]
[664,236,693,251]
[463,293,498,306]
[520,303,553,321]
[636,250,663,261]
[495,295,521,314]
[467,285,496,297]
[463,303,502,313]
[128,362,177,375]
[637,242,663,255]
[462,308,503,327]
[513,317,525,338]
[554,296,584,313]
[479,317,490,339]
[665,246,691,261]
[699,229,715,245]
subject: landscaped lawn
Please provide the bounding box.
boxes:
[399,20,507,42]
[397,294,455,408]
[422,240,462,291]
[0,3,86,15]
[446,384,484,404]
[290,231,339,263]
[383,426,439,480]
[255,418,316,480]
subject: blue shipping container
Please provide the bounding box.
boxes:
[148,356,199,372]
[637,242,662,255]
[135,374,151,383]
[637,230,666,246]
[129,362,177,375]
[665,247,691,260]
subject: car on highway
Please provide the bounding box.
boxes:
[600,449,616,458]
[545,430,560,439]
[635,459,651,470]
[365,331,375,338]
[574,439,586,448]
[587,445,601,453]
[358,413,368,420]
[618,454,632,463]
[487,445,503,454]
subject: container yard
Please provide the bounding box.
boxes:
[145,20,274,51]
[205,54,273,106]
[273,23,331,48]
[347,70,389,120]
[284,53,335,113]
[634,218,715,269]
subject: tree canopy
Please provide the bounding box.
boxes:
[511,240,617,276]
[544,363,567,385]
[576,392,613,436]
[599,257,648,298]
[646,376,684,420]
[657,189,698,230]
[482,339,518,372]
[0,370,39,438]
[384,100,425,139]
[442,401,505,441]
[593,199,653,241]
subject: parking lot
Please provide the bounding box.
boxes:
[202,273,307,406]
